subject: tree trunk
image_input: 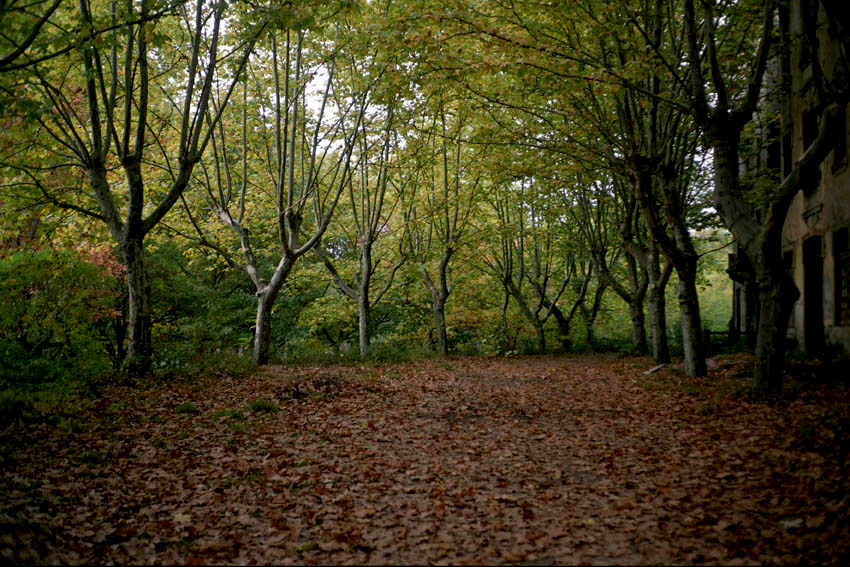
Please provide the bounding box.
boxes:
[628,301,647,354]
[581,281,606,347]
[647,247,671,363]
[753,268,799,390]
[251,257,294,365]
[677,262,708,376]
[712,140,795,389]
[358,245,372,358]
[431,295,448,356]
[549,305,573,352]
[358,294,370,358]
[532,321,546,353]
[417,252,452,357]
[500,281,512,351]
[121,236,152,376]
[253,292,274,365]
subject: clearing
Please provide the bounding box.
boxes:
[2,354,849,565]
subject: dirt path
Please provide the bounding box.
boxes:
[2,354,848,564]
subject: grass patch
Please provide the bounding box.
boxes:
[227,421,249,434]
[215,409,245,420]
[0,387,92,432]
[249,399,278,413]
[294,541,316,553]
[175,402,200,415]
[77,450,108,466]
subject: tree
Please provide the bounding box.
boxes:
[186,13,367,365]
[479,178,578,353]
[400,94,481,355]
[680,0,848,389]
[316,101,405,358]
[2,0,258,375]
[0,0,62,72]
[419,0,662,355]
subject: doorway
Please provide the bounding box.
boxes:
[803,236,824,355]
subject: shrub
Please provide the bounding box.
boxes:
[0,247,122,392]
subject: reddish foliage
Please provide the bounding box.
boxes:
[1,354,848,564]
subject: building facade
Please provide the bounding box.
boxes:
[729,0,850,357]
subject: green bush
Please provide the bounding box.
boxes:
[145,243,256,375]
[0,247,122,392]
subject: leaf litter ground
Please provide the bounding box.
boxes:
[2,354,849,565]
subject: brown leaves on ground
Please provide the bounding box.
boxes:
[2,353,849,565]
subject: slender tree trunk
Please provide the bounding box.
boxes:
[431,295,448,355]
[500,281,512,351]
[531,320,546,353]
[251,257,295,365]
[121,236,152,376]
[593,249,647,353]
[677,260,707,376]
[581,281,606,346]
[647,249,671,363]
[416,249,453,356]
[358,295,370,358]
[358,245,372,358]
[549,305,573,352]
[628,301,647,354]
[253,292,274,365]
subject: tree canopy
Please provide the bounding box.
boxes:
[2,0,845,391]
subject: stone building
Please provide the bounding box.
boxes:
[729,0,850,357]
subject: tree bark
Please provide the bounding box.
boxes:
[253,292,275,366]
[121,235,151,376]
[646,245,672,363]
[421,270,450,356]
[628,299,647,354]
[677,259,707,376]
[548,304,573,352]
[754,269,799,390]
[431,297,448,355]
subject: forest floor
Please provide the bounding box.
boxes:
[2,353,850,565]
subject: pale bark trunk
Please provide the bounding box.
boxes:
[253,293,274,365]
[358,245,372,358]
[252,257,294,365]
[677,263,707,377]
[647,250,671,363]
[431,298,448,356]
[121,236,152,376]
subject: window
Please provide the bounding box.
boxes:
[803,110,818,150]
[785,249,796,329]
[835,228,850,325]
[833,104,848,171]
[802,111,821,194]
[767,120,781,181]
[783,130,792,179]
